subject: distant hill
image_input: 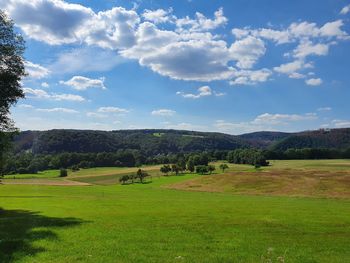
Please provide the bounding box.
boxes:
[13,128,350,155]
[13,129,250,155]
[270,128,350,151]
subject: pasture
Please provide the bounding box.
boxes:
[0,160,349,262]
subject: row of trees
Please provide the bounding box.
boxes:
[119,169,150,184]
[2,146,350,175]
[227,149,269,166]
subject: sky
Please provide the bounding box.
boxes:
[2,0,350,134]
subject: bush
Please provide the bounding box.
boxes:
[71,165,80,172]
[17,167,28,174]
[60,168,68,177]
[196,165,209,175]
[119,175,130,184]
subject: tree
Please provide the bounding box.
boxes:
[160,164,171,176]
[219,164,229,173]
[136,169,149,183]
[119,175,130,185]
[60,169,68,177]
[186,158,195,173]
[0,11,26,131]
[196,165,209,175]
[0,11,26,178]
[208,165,216,174]
[171,164,180,176]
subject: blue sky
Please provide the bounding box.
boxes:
[2,0,350,134]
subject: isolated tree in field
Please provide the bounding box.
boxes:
[219,164,229,173]
[186,158,195,173]
[136,169,149,183]
[60,169,68,177]
[119,175,130,185]
[160,164,171,176]
[196,165,209,175]
[208,165,216,174]
[171,164,180,176]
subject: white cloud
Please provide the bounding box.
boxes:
[151,109,176,116]
[50,47,125,74]
[305,78,322,86]
[273,60,312,78]
[229,36,266,69]
[2,0,140,49]
[86,112,108,118]
[293,40,329,59]
[60,76,106,91]
[332,119,350,128]
[340,5,350,15]
[41,82,49,88]
[230,69,271,85]
[317,107,332,111]
[137,39,235,81]
[142,8,173,24]
[175,8,227,32]
[23,88,85,102]
[17,104,34,109]
[214,112,318,134]
[36,108,79,114]
[97,107,129,113]
[24,61,50,79]
[252,113,317,125]
[177,86,212,99]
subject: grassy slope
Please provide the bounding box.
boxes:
[0,161,350,262]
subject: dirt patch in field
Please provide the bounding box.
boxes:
[1,179,91,186]
[166,169,350,198]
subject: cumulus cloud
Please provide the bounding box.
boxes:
[23,88,85,102]
[293,40,329,59]
[97,107,129,113]
[340,5,350,15]
[273,60,313,78]
[230,69,271,85]
[60,76,106,90]
[151,109,176,116]
[229,36,266,69]
[177,86,212,99]
[142,8,173,24]
[24,61,50,79]
[36,107,79,113]
[305,78,322,86]
[175,8,228,32]
[1,0,139,49]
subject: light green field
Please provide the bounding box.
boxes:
[0,160,350,262]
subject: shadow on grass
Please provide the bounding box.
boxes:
[0,208,85,262]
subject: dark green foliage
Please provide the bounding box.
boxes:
[136,169,149,183]
[119,175,130,184]
[0,11,26,132]
[196,165,209,175]
[271,128,350,151]
[208,165,216,174]
[186,158,195,173]
[219,163,229,173]
[59,169,67,177]
[227,149,269,166]
[160,165,171,175]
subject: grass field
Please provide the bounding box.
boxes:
[0,160,350,262]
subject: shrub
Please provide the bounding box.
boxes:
[60,168,68,177]
[119,175,130,184]
[71,165,80,172]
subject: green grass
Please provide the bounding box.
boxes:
[3,170,61,179]
[0,160,349,262]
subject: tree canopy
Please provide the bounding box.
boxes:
[0,10,25,132]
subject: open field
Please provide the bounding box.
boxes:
[0,160,350,262]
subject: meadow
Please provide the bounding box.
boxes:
[0,160,349,262]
